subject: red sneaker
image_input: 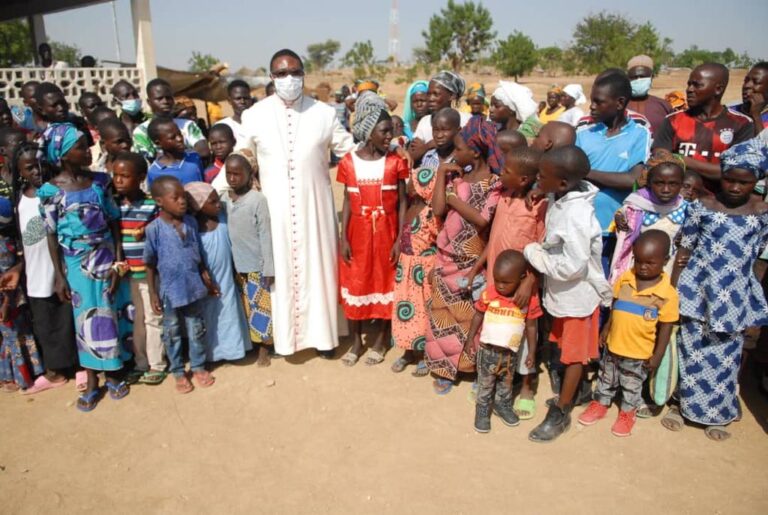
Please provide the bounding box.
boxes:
[611,409,637,437]
[578,401,609,426]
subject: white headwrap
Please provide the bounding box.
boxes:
[492,81,538,122]
[562,84,587,106]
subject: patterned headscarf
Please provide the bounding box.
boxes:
[44,122,84,167]
[466,82,486,99]
[431,70,466,99]
[721,137,768,180]
[403,80,429,137]
[647,148,686,171]
[356,79,380,94]
[352,91,389,143]
[492,81,538,122]
[460,116,503,175]
[184,181,215,212]
[548,84,563,95]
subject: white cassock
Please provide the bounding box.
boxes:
[241,94,355,355]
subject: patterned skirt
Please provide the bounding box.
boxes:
[235,272,273,344]
[679,318,742,426]
[392,253,435,351]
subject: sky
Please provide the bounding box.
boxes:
[43,0,768,71]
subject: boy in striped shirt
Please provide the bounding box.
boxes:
[112,152,165,385]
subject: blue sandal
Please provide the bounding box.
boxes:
[76,389,101,412]
[433,378,454,395]
[106,380,130,400]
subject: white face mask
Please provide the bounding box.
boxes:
[273,75,304,102]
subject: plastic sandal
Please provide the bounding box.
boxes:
[390,357,410,373]
[105,380,130,400]
[411,360,429,377]
[433,378,454,395]
[21,375,68,395]
[364,349,386,366]
[75,370,88,392]
[514,397,537,420]
[76,389,101,412]
[341,350,360,367]
[138,370,167,385]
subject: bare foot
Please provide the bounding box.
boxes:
[257,345,272,368]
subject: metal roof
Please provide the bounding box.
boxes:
[0,1,111,22]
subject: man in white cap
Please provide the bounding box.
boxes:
[626,54,672,135]
[557,84,587,126]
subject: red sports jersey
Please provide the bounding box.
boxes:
[653,108,754,164]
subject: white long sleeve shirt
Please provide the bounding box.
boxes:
[524,181,612,318]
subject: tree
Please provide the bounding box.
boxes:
[571,12,671,73]
[536,46,563,76]
[50,41,82,67]
[421,0,496,71]
[0,20,34,67]
[188,51,220,72]
[341,40,387,80]
[306,40,340,72]
[671,45,756,68]
[493,31,537,80]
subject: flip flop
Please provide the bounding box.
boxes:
[341,350,360,367]
[704,425,731,442]
[75,370,88,392]
[105,380,130,400]
[391,357,411,373]
[514,397,537,420]
[365,349,386,366]
[76,389,101,412]
[138,370,167,385]
[193,370,215,388]
[661,406,684,432]
[21,375,68,395]
[411,360,429,377]
[433,378,454,395]
[175,375,194,394]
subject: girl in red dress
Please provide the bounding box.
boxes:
[338,93,408,366]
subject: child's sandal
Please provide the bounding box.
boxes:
[76,389,101,412]
[106,380,130,400]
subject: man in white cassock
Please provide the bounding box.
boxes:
[240,49,355,357]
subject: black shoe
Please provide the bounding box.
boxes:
[528,404,571,443]
[474,404,492,433]
[494,402,520,427]
[576,380,593,406]
[317,349,335,360]
[548,368,562,397]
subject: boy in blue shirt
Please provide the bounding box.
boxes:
[146,116,204,187]
[144,176,218,393]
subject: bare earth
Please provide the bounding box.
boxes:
[1,69,766,514]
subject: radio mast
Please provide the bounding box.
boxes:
[388,0,399,65]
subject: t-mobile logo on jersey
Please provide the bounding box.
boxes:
[679,142,697,156]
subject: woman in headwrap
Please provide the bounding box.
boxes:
[402,80,429,140]
[609,150,688,287]
[664,136,768,441]
[185,181,252,363]
[410,70,472,163]
[538,85,565,124]
[424,116,502,393]
[558,83,588,127]
[490,81,541,138]
[38,123,130,411]
[462,82,489,118]
[338,93,408,366]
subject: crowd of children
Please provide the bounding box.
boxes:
[1,58,768,447]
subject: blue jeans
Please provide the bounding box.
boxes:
[162,299,206,377]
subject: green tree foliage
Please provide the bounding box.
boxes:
[421,0,496,71]
[188,51,220,72]
[0,20,34,67]
[536,46,563,76]
[306,39,340,72]
[341,40,387,80]
[50,41,82,67]
[571,12,672,73]
[493,31,537,80]
[671,46,756,68]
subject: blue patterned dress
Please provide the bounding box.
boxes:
[0,180,43,388]
[38,176,131,371]
[677,200,768,425]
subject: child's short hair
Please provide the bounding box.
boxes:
[494,249,527,276]
[227,79,250,94]
[88,105,117,127]
[506,147,541,179]
[147,115,176,143]
[110,79,136,96]
[0,126,24,148]
[208,123,235,141]
[633,229,671,256]
[431,107,460,128]
[541,145,591,182]
[96,116,127,138]
[34,82,63,104]
[146,78,171,96]
[113,151,148,177]
[496,129,527,150]
[150,175,182,198]
[684,170,704,184]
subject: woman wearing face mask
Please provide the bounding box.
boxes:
[111,80,148,136]
[627,55,672,136]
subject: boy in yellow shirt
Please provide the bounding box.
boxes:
[578,230,679,436]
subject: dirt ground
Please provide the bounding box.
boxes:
[1,68,766,514]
